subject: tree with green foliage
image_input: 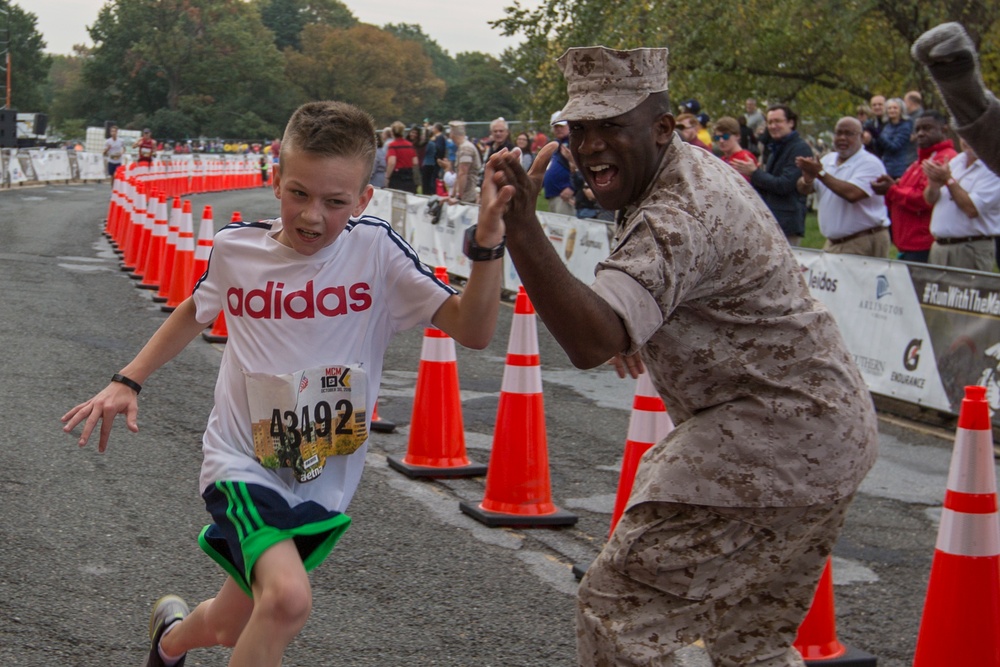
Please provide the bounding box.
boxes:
[284,23,444,125]
[81,0,292,138]
[438,52,521,124]
[493,0,998,132]
[44,48,88,137]
[258,0,357,51]
[383,23,459,86]
[260,0,307,50]
[0,0,52,111]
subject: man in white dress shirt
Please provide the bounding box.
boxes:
[796,117,890,257]
[924,138,1000,271]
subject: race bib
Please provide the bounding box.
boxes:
[244,364,368,483]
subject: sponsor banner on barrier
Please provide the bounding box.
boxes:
[793,249,1000,424]
[15,153,35,182]
[1,149,28,184]
[77,152,107,180]
[908,265,1000,419]
[406,195,470,274]
[29,149,73,182]
[365,188,393,222]
[527,212,613,291]
[794,251,951,411]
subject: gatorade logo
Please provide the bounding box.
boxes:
[809,271,838,293]
[903,339,921,371]
[227,280,372,319]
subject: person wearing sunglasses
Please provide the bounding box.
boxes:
[675,112,711,151]
[713,116,757,181]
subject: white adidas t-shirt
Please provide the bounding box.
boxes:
[192,215,454,512]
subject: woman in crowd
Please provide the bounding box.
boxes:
[875,98,915,179]
[385,121,419,194]
[714,116,758,181]
[407,126,426,165]
[515,132,534,172]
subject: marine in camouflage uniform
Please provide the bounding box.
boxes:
[487,46,879,666]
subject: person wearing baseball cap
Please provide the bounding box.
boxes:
[484,46,877,666]
[542,110,576,216]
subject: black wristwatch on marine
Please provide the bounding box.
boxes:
[463,224,506,262]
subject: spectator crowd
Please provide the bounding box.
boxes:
[102,88,1000,274]
[363,87,998,273]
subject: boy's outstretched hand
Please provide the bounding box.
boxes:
[61,382,140,453]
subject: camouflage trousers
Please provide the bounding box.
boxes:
[576,497,854,666]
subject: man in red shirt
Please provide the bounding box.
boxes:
[133,128,157,165]
[872,110,957,262]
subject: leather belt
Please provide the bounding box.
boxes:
[829,226,886,245]
[934,235,994,245]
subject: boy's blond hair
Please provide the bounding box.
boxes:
[280,101,377,185]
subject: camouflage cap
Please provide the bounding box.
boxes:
[557,46,669,121]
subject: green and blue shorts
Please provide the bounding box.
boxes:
[199,481,351,597]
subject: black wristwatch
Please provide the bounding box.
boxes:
[463,224,506,262]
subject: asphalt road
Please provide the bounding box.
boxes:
[1,181,994,666]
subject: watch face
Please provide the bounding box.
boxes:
[463,224,505,261]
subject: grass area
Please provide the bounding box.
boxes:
[803,211,824,250]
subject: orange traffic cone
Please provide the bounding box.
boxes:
[460,287,577,527]
[130,189,158,280]
[138,192,168,290]
[609,372,673,536]
[230,210,242,223]
[120,183,147,272]
[369,400,396,434]
[104,169,122,237]
[153,197,183,303]
[913,385,1000,667]
[161,200,195,313]
[109,177,131,252]
[202,310,228,343]
[793,559,876,665]
[388,267,486,478]
[191,205,214,286]
[573,371,675,580]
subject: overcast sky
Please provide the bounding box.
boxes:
[30,0,539,57]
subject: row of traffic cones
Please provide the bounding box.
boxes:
[379,276,859,661]
[384,280,576,525]
[110,157,264,200]
[790,386,999,665]
[104,168,231,339]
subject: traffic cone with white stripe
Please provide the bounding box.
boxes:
[793,559,876,665]
[109,176,132,251]
[913,385,1000,667]
[120,183,147,273]
[138,192,168,290]
[191,205,214,285]
[104,168,123,237]
[573,371,675,579]
[609,372,673,536]
[460,287,577,527]
[388,267,486,478]
[129,189,158,280]
[153,197,183,303]
[161,200,195,313]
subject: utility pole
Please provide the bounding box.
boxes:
[0,7,10,108]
